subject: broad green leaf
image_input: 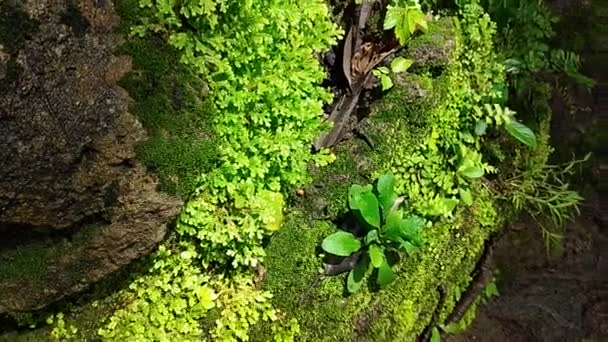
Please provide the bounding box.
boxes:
[382,210,403,243]
[376,172,397,215]
[407,10,427,33]
[390,57,413,73]
[350,188,381,228]
[505,120,537,148]
[458,164,484,179]
[475,120,487,136]
[383,6,401,30]
[348,184,372,210]
[369,244,384,268]
[321,231,361,256]
[380,74,394,91]
[347,256,370,293]
[364,230,379,245]
[399,215,425,245]
[377,259,394,287]
[459,188,473,206]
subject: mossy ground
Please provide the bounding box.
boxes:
[254,18,505,341]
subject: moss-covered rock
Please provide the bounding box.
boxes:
[254,16,506,341]
[115,0,218,198]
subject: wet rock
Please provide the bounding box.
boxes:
[0,1,181,313]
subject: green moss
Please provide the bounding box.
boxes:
[405,18,458,71]
[256,11,509,339]
[258,183,500,341]
[115,0,218,198]
[0,241,50,283]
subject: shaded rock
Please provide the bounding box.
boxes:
[405,17,456,70]
[0,0,181,313]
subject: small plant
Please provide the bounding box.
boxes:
[475,104,537,148]
[373,57,414,91]
[321,173,425,293]
[384,0,428,45]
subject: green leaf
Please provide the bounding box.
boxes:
[347,256,370,293]
[364,230,379,245]
[376,66,390,74]
[407,10,427,33]
[348,184,372,210]
[459,188,473,206]
[382,210,403,243]
[399,215,425,245]
[484,282,499,298]
[431,327,441,342]
[505,120,537,148]
[377,259,394,287]
[390,57,413,73]
[383,5,401,30]
[401,240,418,255]
[474,120,487,136]
[349,186,381,228]
[376,173,397,215]
[458,165,484,179]
[424,197,459,216]
[321,232,361,256]
[369,244,384,268]
[380,74,394,91]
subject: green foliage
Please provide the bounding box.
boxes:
[503,122,588,250]
[475,104,537,148]
[48,313,78,341]
[483,0,594,101]
[373,57,414,91]
[321,173,425,292]
[384,0,428,45]
[100,0,340,340]
[118,37,217,197]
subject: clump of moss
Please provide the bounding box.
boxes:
[115,0,218,198]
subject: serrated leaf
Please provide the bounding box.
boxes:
[321,231,361,256]
[369,244,384,268]
[474,120,487,136]
[347,256,370,293]
[459,188,473,206]
[505,120,537,148]
[377,259,394,287]
[407,10,427,33]
[390,57,413,73]
[383,6,401,30]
